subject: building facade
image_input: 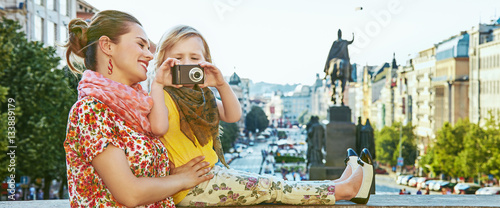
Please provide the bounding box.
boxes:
[226,73,251,132]
[469,22,500,125]
[409,47,436,139]
[369,63,390,129]
[310,73,330,121]
[433,32,470,129]
[281,85,311,127]
[1,0,77,53]
[1,0,100,63]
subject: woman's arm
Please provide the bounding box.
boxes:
[92,145,213,207]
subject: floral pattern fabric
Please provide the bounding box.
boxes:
[178,166,336,207]
[64,96,174,208]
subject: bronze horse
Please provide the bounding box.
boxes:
[324,29,354,105]
[325,59,351,105]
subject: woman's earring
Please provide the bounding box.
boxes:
[107,57,113,75]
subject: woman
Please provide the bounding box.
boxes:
[63,10,213,207]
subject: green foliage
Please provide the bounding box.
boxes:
[0,18,78,198]
[297,110,309,126]
[220,121,239,153]
[277,131,287,139]
[0,86,10,179]
[245,106,269,134]
[274,155,306,163]
[434,120,468,177]
[374,122,416,166]
[482,112,500,179]
[421,113,500,182]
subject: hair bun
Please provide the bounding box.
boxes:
[67,19,89,58]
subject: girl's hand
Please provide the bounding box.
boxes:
[154,58,183,88]
[170,156,214,190]
[199,61,226,88]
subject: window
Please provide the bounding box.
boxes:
[47,22,55,46]
[59,25,68,43]
[35,0,42,5]
[34,16,43,41]
[60,0,67,16]
[47,0,55,11]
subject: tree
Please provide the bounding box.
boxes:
[432,120,468,178]
[297,109,309,126]
[374,124,399,166]
[245,106,269,134]
[421,115,500,183]
[0,18,78,199]
[0,86,10,180]
[374,122,416,166]
[482,112,500,180]
[219,121,239,153]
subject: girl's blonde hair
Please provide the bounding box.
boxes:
[154,25,212,70]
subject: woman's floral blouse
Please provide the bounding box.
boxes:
[64,96,174,208]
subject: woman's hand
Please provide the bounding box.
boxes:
[199,61,226,88]
[154,58,183,88]
[170,156,214,190]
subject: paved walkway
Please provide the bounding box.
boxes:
[2,195,500,208]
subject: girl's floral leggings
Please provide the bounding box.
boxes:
[178,166,336,206]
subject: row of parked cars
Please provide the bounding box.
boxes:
[396,175,500,195]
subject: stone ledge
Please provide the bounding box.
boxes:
[1,195,500,207]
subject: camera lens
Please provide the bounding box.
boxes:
[194,72,201,79]
[189,67,204,83]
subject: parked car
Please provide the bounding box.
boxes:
[234,143,247,153]
[423,180,440,190]
[396,175,412,185]
[432,181,456,191]
[475,187,500,195]
[396,175,409,185]
[408,177,425,187]
[375,168,388,175]
[415,177,429,188]
[454,183,481,194]
[401,175,414,186]
[476,186,500,195]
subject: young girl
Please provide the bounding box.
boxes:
[152,25,374,206]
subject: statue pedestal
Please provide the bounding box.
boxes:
[325,121,356,167]
[325,106,356,168]
[328,105,352,122]
[308,106,356,180]
[309,164,347,180]
[308,164,326,180]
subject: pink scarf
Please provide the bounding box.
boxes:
[78,70,154,136]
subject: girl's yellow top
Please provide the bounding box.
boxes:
[160,91,218,204]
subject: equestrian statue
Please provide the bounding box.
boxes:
[324,29,354,105]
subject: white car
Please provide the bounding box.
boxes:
[476,187,500,195]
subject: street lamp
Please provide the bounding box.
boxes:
[397,119,407,174]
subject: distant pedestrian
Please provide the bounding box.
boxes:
[416,188,422,195]
[37,189,43,200]
[425,187,430,195]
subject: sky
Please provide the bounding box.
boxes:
[85,0,500,85]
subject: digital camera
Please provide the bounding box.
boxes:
[171,64,205,85]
